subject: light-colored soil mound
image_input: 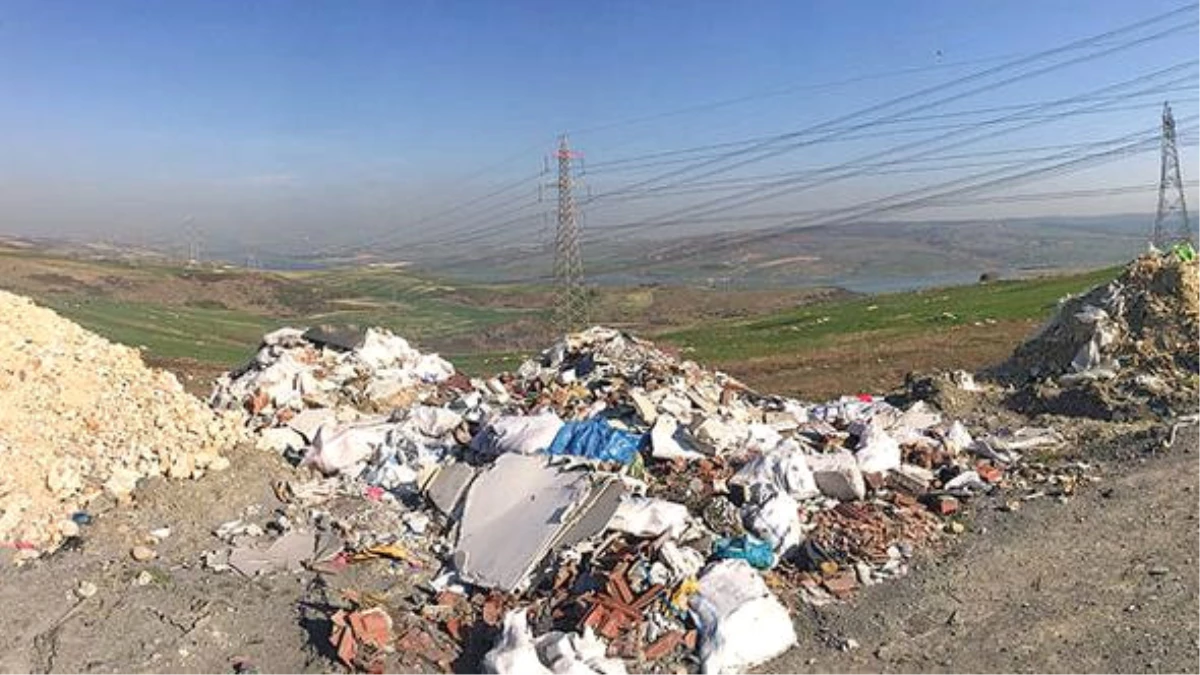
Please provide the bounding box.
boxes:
[0,290,245,554]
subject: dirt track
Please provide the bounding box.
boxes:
[0,423,1194,674]
[771,423,1199,674]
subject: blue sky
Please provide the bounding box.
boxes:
[0,0,1196,254]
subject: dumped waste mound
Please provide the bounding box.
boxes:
[0,290,245,554]
[208,324,1070,673]
[998,252,1199,419]
[209,325,456,433]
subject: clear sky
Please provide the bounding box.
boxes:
[0,0,1196,257]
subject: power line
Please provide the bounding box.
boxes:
[367,67,1193,259]
[592,53,1200,234]
[542,121,1196,280]
[666,120,1200,260]
[306,168,545,260]
[317,4,1197,269]
[581,64,1195,240]
[581,86,1195,176]
[581,6,1196,203]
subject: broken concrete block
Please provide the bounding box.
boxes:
[424,461,478,518]
[853,425,901,474]
[806,451,866,501]
[256,426,306,454]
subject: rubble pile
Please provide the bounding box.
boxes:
[1000,251,1199,419]
[0,290,244,554]
[210,325,456,431]
[209,325,1035,673]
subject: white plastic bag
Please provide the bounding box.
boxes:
[483,610,552,675]
[690,560,797,674]
[607,497,690,539]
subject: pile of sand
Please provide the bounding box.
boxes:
[999,252,1199,419]
[0,291,246,554]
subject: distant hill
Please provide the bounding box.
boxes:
[416,214,1153,292]
[10,213,1156,293]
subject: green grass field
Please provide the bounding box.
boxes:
[659,266,1119,362]
[5,247,1120,375]
[38,296,281,363]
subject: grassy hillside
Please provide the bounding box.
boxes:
[0,246,1120,396]
[661,266,1119,362]
[0,248,840,367]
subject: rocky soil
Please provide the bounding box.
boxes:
[0,290,244,553]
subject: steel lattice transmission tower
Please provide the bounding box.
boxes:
[1152,102,1193,248]
[552,135,589,332]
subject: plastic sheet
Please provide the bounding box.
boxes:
[547,419,645,465]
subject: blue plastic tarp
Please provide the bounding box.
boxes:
[546,418,646,465]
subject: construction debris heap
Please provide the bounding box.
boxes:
[210,323,1044,673]
[0,290,245,553]
[1000,252,1199,419]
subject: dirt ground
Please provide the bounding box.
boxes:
[770,423,1199,675]
[0,417,1193,674]
[718,320,1040,401]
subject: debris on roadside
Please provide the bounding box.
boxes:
[201,323,1044,672]
[999,252,1199,420]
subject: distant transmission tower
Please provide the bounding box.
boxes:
[184,215,202,266]
[552,135,589,332]
[1152,102,1193,248]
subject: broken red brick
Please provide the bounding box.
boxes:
[608,572,634,604]
[822,570,859,598]
[644,631,684,660]
[891,492,919,509]
[631,584,665,611]
[481,595,504,626]
[599,609,626,640]
[329,610,357,667]
[444,617,462,642]
[683,630,698,651]
[976,463,1003,483]
[248,389,269,415]
[349,607,393,650]
[834,502,871,521]
[582,605,606,633]
[931,495,960,516]
[397,626,454,666]
[863,471,886,490]
[435,591,462,607]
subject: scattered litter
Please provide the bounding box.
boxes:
[547,418,645,465]
[228,531,316,577]
[482,609,550,674]
[712,536,775,570]
[1000,252,1199,419]
[607,497,690,539]
[75,580,98,599]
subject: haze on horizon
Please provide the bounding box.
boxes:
[0,0,1196,259]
